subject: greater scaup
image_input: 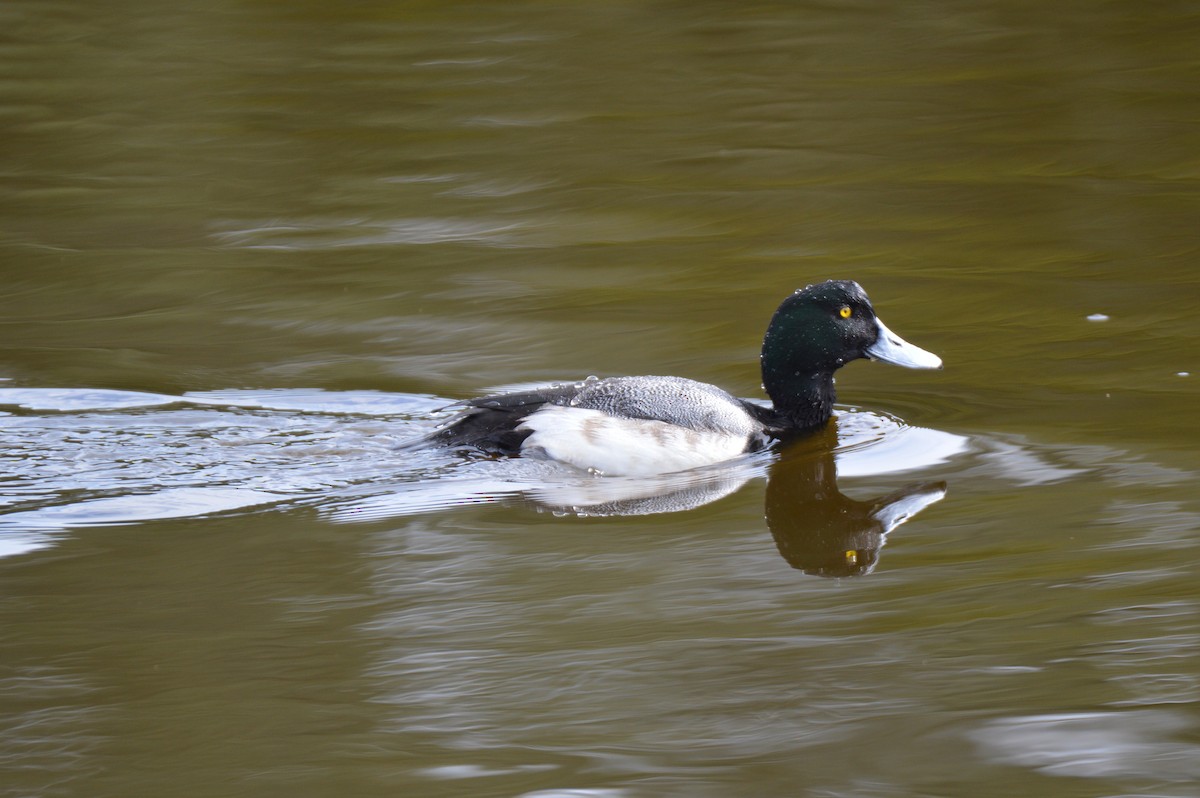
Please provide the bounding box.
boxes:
[421,280,941,476]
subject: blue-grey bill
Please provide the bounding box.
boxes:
[866,318,943,369]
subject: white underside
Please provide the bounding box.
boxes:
[517,406,750,477]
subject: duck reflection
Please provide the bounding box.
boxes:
[765,426,946,577]
[529,424,946,576]
[334,416,952,577]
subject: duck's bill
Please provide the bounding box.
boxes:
[866,318,943,369]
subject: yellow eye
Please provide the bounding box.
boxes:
[839,306,853,319]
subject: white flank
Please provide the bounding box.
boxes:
[517,406,749,476]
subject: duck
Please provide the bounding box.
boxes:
[420,280,941,476]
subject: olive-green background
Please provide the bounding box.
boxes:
[2,2,1197,796]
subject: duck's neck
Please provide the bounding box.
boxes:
[762,368,837,431]
[758,302,842,432]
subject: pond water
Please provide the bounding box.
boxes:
[2,2,1198,797]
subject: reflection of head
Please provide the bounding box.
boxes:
[765,432,945,578]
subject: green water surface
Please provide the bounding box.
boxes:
[1,2,1198,797]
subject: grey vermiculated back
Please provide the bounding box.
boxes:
[563,376,761,437]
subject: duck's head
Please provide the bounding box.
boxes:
[760,280,941,427]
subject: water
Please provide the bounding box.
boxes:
[2,1,1198,797]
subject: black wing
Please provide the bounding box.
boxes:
[421,383,584,455]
